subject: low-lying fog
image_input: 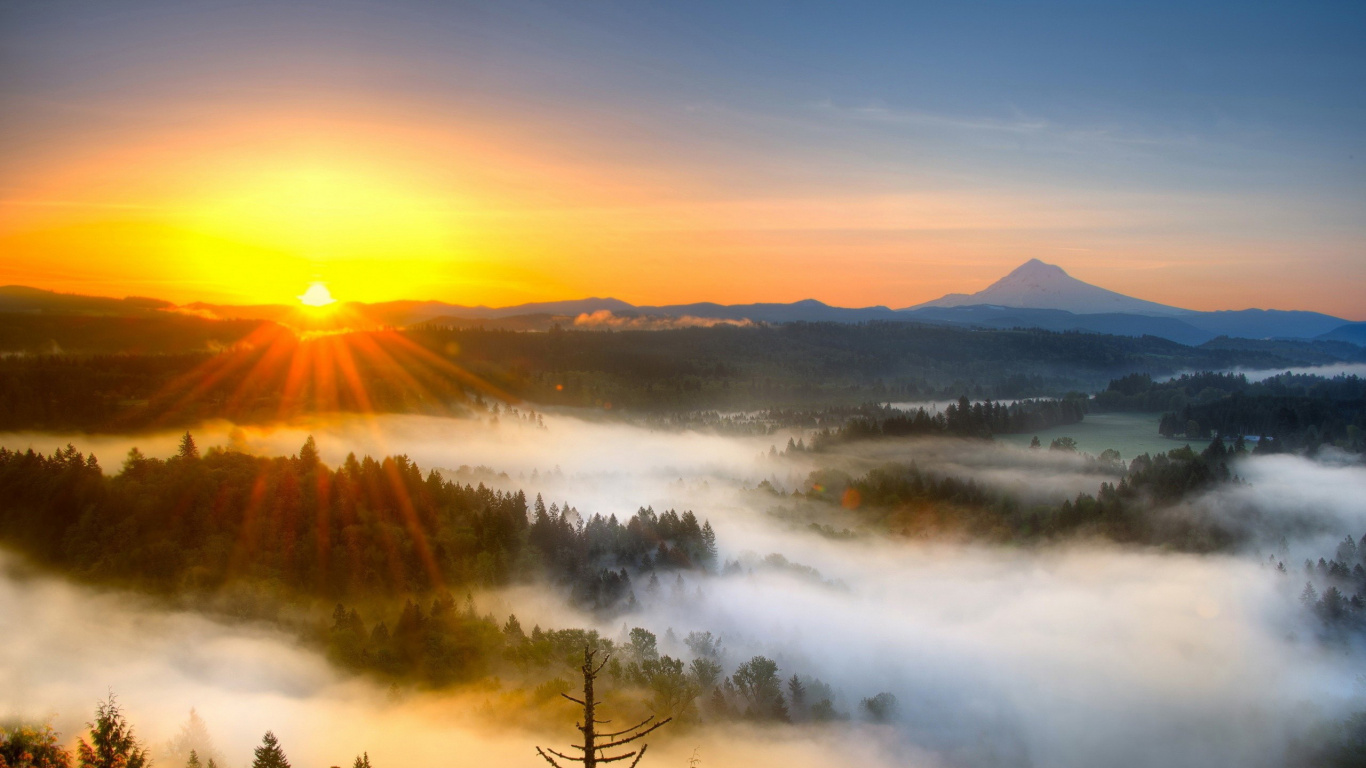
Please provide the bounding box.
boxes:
[1165,362,1366,383]
[2,411,1363,767]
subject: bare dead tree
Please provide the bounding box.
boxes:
[535,645,672,768]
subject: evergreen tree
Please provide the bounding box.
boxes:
[708,687,730,718]
[351,753,372,768]
[1336,535,1359,565]
[186,751,201,768]
[701,522,718,565]
[166,708,219,768]
[77,694,147,768]
[770,692,791,723]
[787,675,806,716]
[121,448,146,473]
[177,432,199,460]
[1299,582,1319,608]
[251,732,290,768]
[298,436,320,470]
[503,614,526,641]
[1319,586,1347,621]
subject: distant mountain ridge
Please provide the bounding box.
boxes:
[1,260,1360,350]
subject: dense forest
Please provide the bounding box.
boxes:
[0,439,866,719]
[0,316,1338,431]
[798,395,1087,448]
[0,436,715,606]
[798,439,1253,550]
[1282,536,1366,767]
[1092,371,1366,452]
[1294,535,1366,632]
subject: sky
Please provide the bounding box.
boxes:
[0,0,1363,317]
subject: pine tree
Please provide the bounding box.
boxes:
[770,692,791,723]
[187,751,201,768]
[77,694,147,768]
[1320,586,1346,621]
[298,436,320,469]
[700,522,717,566]
[1299,582,1319,608]
[251,732,290,768]
[503,614,526,641]
[177,432,199,460]
[121,447,146,473]
[708,687,729,718]
[1337,535,1359,565]
[167,708,219,768]
[351,753,372,768]
[787,675,806,717]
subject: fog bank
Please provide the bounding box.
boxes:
[2,414,1363,767]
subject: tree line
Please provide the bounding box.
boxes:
[792,395,1087,449]
[0,318,1324,431]
[0,436,714,604]
[801,439,1243,550]
[1095,371,1365,453]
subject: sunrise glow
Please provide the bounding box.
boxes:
[298,282,337,308]
[0,3,1360,315]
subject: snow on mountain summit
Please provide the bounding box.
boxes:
[910,259,1190,316]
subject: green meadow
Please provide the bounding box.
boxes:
[996,412,1211,463]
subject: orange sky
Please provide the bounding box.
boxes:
[1,2,1363,318]
[2,103,1357,316]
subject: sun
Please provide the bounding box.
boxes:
[298,282,337,307]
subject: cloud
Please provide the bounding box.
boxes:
[573,310,754,330]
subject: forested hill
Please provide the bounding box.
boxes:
[0,319,1333,430]
[0,437,716,609]
[1093,371,1366,453]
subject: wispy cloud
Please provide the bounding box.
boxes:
[806,99,1200,151]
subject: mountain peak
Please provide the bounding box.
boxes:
[909,260,1190,317]
[990,259,1073,289]
[1010,258,1067,276]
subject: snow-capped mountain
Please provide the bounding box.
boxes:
[909,259,1190,317]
